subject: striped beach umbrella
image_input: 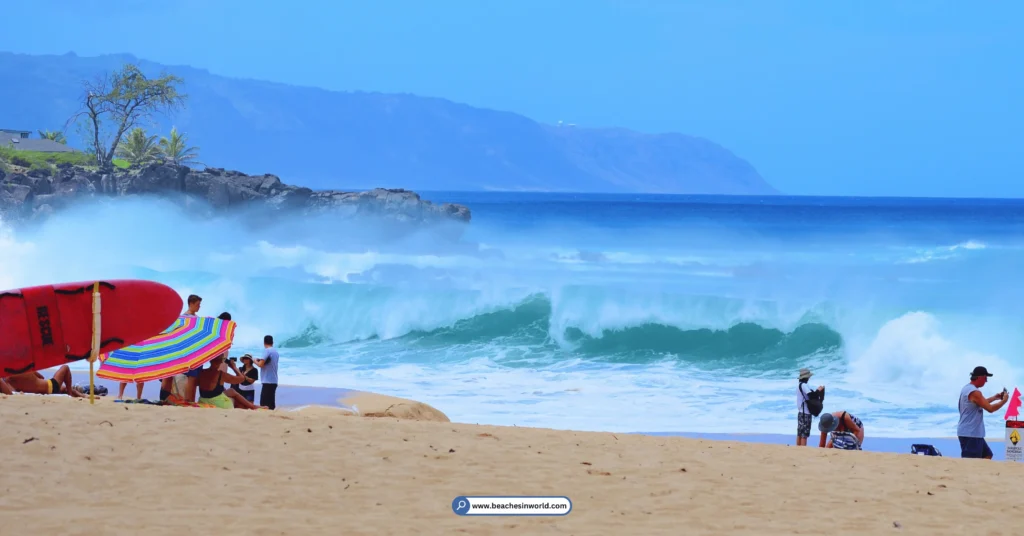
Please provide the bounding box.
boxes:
[96,315,236,383]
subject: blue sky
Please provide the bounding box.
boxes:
[2,0,1022,197]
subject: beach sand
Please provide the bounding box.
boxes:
[0,394,1020,535]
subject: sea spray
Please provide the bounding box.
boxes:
[7,192,1024,436]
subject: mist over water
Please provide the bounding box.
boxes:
[6,193,1024,437]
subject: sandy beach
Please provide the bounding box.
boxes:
[0,393,1020,535]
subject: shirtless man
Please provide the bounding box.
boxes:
[160,294,203,401]
[6,365,85,397]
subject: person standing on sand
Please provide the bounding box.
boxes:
[797,368,824,446]
[958,366,1009,460]
[159,294,203,401]
[256,335,279,410]
[117,381,145,401]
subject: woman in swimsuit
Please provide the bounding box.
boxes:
[197,354,265,410]
[818,410,865,450]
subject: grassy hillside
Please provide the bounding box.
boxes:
[0,146,94,173]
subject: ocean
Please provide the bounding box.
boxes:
[5,192,1024,438]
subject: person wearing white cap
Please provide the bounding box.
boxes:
[796,368,825,446]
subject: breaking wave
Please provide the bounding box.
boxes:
[3,193,1024,435]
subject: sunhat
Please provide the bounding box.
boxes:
[970,366,993,378]
[798,368,813,381]
[818,412,839,433]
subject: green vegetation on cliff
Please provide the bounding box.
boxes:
[0,146,94,171]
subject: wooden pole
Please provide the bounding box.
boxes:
[89,281,101,405]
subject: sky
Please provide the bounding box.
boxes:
[2,0,1021,197]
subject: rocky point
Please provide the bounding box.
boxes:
[0,162,471,226]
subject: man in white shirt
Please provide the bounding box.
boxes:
[256,334,279,410]
[797,368,824,446]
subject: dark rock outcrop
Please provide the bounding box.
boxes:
[0,163,471,226]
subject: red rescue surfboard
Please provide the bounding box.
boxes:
[0,279,183,377]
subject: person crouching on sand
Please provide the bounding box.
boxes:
[6,365,85,398]
[818,410,864,450]
[197,354,265,410]
[797,368,824,446]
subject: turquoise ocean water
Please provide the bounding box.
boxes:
[9,192,1024,438]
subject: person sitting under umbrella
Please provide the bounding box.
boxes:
[818,410,865,450]
[6,365,85,398]
[197,354,265,410]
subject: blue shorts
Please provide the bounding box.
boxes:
[959,436,993,459]
[185,368,202,378]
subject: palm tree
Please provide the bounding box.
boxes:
[159,126,201,167]
[115,127,162,166]
[37,130,67,145]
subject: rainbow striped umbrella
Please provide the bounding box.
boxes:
[96,315,236,383]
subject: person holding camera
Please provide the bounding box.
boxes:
[797,368,825,446]
[958,366,1009,459]
[197,353,265,410]
[235,354,259,403]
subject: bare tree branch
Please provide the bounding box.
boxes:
[66,63,187,167]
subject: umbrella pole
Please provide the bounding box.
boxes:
[89,281,101,405]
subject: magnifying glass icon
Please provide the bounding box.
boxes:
[452,497,471,515]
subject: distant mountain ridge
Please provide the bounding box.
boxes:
[0,51,777,194]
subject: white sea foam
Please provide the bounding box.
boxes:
[9,196,1022,437]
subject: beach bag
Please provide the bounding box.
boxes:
[800,384,824,416]
[911,444,942,456]
[831,432,862,450]
[74,384,108,396]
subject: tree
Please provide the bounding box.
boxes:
[37,130,67,145]
[115,127,162,166]
[159,126,201,167]
[67,63,186,167]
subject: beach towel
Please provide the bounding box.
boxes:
[114,399,159,405]
[159,393,216,408]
